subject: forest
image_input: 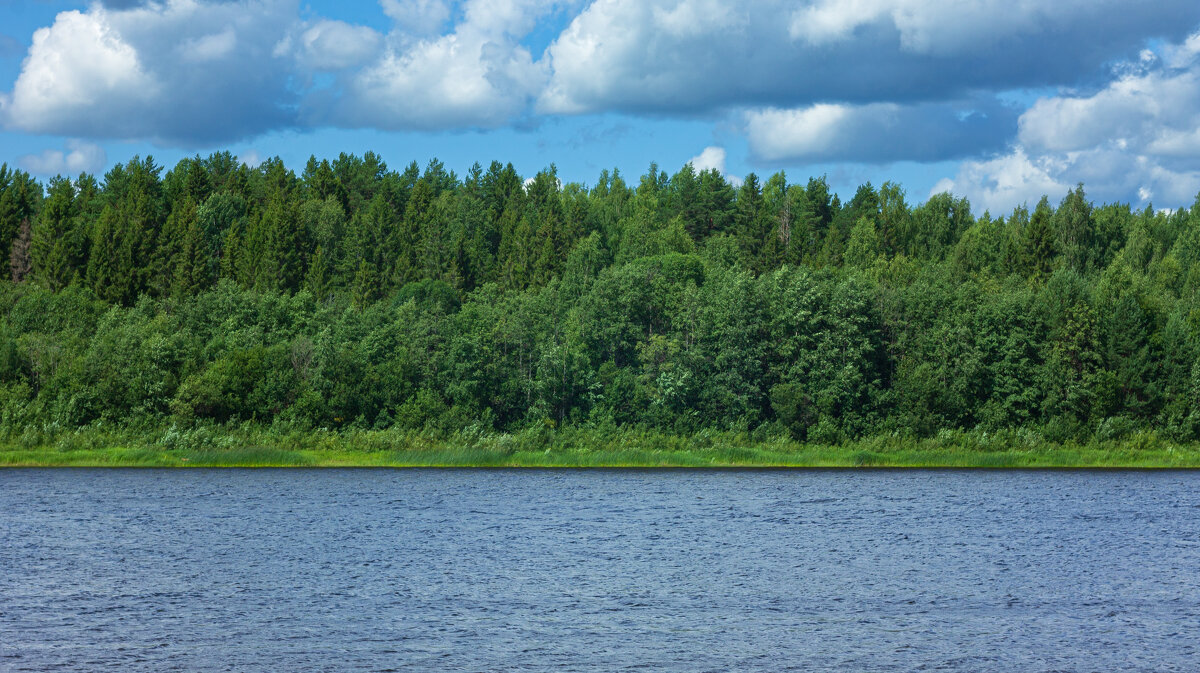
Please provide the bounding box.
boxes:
[1,152,1199,463]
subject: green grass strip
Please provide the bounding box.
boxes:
[4,441,1198,468]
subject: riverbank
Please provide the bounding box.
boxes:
[2,425,1197,467]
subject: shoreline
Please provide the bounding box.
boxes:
[4,444,1198,468]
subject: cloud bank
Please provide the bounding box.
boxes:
[3,0,1200,208]
[744,98,1017,164]
[937,38,1200,211]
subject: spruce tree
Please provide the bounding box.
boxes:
[1022,196,1057,278]
[31,177,80,291]
[263,197,308,292]
[87,206,123,303]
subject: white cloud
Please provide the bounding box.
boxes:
[788,0,872,46]
[686,144,739,184]
[744,98,1015,164]
[1018,70,1200,155]
[688,146,726,173]
[2,0,1200,197]
[2,0,298,144]
[932,28,1200,211]
[539,0,760,115]
[687,145,741,186]
[541,0,1200,115]
[931,148,1068,214]
[1164,31,1200,69]
[5,9,156,133]
[939,143,1200,213]
[18,139,107,176]
[652,0,740,38]
[745,105,849,161]
[329,0,558,130]
[296,20,382,70]
[788,0,1118,55]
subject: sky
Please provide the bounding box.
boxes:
[3,1,1200,214]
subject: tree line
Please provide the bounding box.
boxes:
[1,153,1198,443]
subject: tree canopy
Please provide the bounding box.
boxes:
[2,153,1199,444]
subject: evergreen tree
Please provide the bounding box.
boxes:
[31,177,82,291]
[1056,184,1095,272]
[305,245,334,301]
[87,206,123,303]
[1022,197,1057,278]
[262,196,308,292]
[0,164,42,267]
[174,200,216,296]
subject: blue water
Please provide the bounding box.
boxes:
[2,469,1198,672]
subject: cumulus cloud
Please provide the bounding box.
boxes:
[687,145,741,185]
[688,146,726,173]
[937,144,1200,213]
[2,0,568,140]
[541,0,1200,115]
[5,9,157,134]
[1018,70,1200,161]
[1163,31,1200,69]
[293,19,383,71]
[744,98,1015,164]
[936,29,1200,212]
[18,139,107,176]
[788,0,1151,55]
[326,0,558,130]
[931,148,1068,214]
[4,0,1200,199]
[3,0,298,145]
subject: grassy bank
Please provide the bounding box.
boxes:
[2,424,1198,468]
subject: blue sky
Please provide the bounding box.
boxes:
[3,1,1200,213]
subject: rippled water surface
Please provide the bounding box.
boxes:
[2,469,1199,672]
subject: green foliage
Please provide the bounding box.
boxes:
[3,152,1200,447]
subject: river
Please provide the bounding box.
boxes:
[2,469,1197,671]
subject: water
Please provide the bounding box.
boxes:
[2,469,1198,672]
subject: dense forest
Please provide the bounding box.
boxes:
[1,152,1199,450]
